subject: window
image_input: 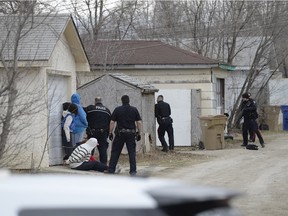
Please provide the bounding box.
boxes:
[216,78,225,114]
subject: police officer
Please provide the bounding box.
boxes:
[155,95,174,152]
[84,97,111,165]
[239,92,259,147]
[108,95,142,176]
[249,120,265,148]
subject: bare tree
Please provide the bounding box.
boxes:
[66,0,288,132]
[66,0,139,40]
[226,1,288,130]
[108,0,140,40]
[149,1,186,46]
[68,0,105,40]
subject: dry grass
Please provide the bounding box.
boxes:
[122,131,243,168]
[118,147,219,168]
[138,149,213,167]
[117,130,285,169]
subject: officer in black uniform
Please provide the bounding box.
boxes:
[108,95,142,176]
[84,97,111,165]
[239,92,258,147]
[249,120,265,148]
[155,95,174,152]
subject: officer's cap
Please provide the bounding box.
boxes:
[242,92,251,99]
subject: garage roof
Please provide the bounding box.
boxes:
[86,40,219,66]
[0,14,88,63]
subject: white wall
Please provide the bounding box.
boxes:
[225,71,247,114]
[1,68,49,169]
[269,79,288,105]
[269,78,288,125]
[155,89,192,146]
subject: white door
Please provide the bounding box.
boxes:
[48,75,69,165]
[156,89,191,146]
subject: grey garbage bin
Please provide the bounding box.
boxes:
[199,115,227,150]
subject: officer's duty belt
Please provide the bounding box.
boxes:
[119,129,135,133]
[161,116,170,120]
[91,128,106,133]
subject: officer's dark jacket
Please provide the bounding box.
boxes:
[155,101,171,120]
[84,103,111,129]
[155,101,171,124]
[110,104,141,130]
[240,99,258,120]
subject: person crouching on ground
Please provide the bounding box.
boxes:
[64,138,120,173]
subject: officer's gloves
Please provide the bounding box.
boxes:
[109,133,114,141]
[135,132,141,141]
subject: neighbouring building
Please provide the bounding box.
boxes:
[77,40,231,146]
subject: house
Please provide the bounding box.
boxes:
[77,73,158,153]
[0,14,90,169]
[77,40,231,146]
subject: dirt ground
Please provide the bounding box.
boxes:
[35,131,287,216]
[135,131,288,216]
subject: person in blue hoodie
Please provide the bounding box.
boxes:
[71,93,88,146]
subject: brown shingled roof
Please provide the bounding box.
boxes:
[85,40,218,66]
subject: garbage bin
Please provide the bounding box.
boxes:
[281,105,288,130]
[263,106,280,131]
[199,115,227,150]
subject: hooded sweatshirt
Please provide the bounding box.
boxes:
[68,138,98,168]
[71,93,88,133]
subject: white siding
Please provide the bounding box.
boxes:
[155,89,192,146]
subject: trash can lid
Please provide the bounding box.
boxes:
[281,105,288,112]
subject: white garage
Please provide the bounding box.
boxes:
[0,14,90,169]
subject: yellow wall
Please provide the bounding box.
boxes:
[78,67,229,116]
[48,34,77,93]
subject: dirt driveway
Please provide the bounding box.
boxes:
[154,132,288,216]
[38,132,287,216]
